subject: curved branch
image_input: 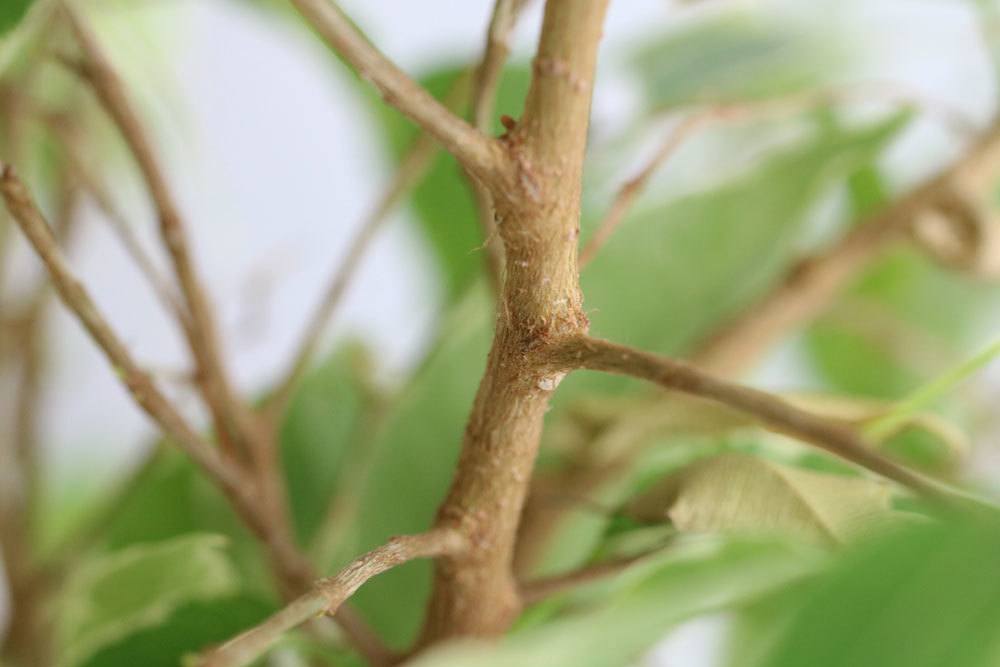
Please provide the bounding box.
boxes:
[0,164,246,505]
[61,6,249,459]
[289,0,511,187]
[690,120,1000,376]
[199,530,467,667]
[550,335,985,508]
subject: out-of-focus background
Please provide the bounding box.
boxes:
[16,0,997,476]
[3,1,1000,665]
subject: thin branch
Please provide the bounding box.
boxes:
[467,0,532,287]
[42,113,187,323]
[288,0,510,187]
[0,164,248,505]
[519,551,653,605]
[579,83,981,268]
[550,335,984,508]
[199,530,467,667]
[60,6,250,460]
[580,112,712,266]
[689,120,1000,376]
[263,74,472,421]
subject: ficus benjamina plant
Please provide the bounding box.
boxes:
[3,1,1000,666]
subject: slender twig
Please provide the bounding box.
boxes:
[42,113,187,323]
[60,6,251,460]
[199,530,467,667]
[580,83,981,268]
[580,112,712,266]
[263,74,472,421]
[0,164,249,505]
[519,551,653,605]
[467,0,532,287]
[689,121,1000,376]
[550,335,989,509]
[288,0,510,187]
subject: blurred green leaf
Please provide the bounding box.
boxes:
[98,449,272,599]
[865,336,1000,440]
[758,513,1000,667]
[57,534,242,667]
[625,453,893,546]
[280,343,368,546]
[582,113,910,358]
[411,537,822,667]
[0,0,34,37]
[369,64,532,300]
[807,219,1000,396]
[77,595,273,667]
[343,284,494,647]
[630,9,841,110]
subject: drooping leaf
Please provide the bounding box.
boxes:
[758,513,1000,667]
[56,534,242,667]
[410,537,822,667]
[625,453,893,546]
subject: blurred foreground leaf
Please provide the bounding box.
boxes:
[411,537,822,667]
[757,513,1000,667]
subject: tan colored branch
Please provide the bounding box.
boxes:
[580,113,713,266]
[199,530,467,667]
[551,335,979,506]
[419,0,610,644]
[580,83,980,269]
[467,0,532,286]
[288,0,510,187]
[690,120,1000,376]
[0,164,248,506]
[61,6,249,460]
[519,551,652,605]
[43,114,187,324]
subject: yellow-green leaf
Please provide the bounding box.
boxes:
[627,453,893,546]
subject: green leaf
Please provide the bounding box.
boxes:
[369,64,532,300]
[341,284,494,647]
[580,113,910,360]
[807,242,1000,400]
[625,453,893,546]
[98,449,272,600]
[410,537,822,667]
[280,343,368,546]
[758,513,1000,667]
[629,8,842,110]
[57,534,242,667]
[77,595,274,667]
[0,0,33,37]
